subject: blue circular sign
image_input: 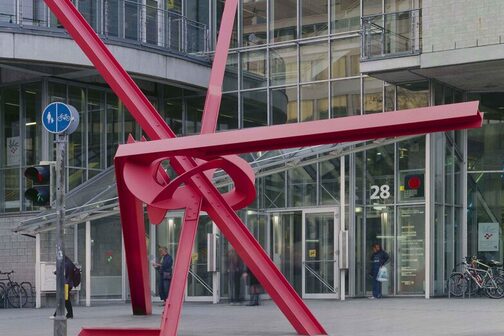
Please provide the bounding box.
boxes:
[42,103,80,134]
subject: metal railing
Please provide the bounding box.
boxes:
[0,0,209,55]
[361,9,421,61]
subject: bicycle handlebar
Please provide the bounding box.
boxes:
[0,270,14,275]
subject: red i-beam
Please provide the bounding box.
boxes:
[43,1,482,336]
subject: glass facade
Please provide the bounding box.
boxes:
[3,0,504,303]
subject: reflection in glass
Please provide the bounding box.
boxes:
[331,78,360,118]
[331,0,361,33]
[300,42,329,82]
[300,0,328,38]
[364,77,383,114]
[397,81,429,110]
[106,94,122,167]
[242,0,267,46]
[270,0,297,43]
[270,46,298,86]
[242,49,267,89]
[331,37,360,78]
[300,82,329,122]
[271,86,297,125]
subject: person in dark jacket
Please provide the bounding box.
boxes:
[369,243,389,299]
[227,249,244,304]
[153,247,173,302]
[51,255,75,319]
[244,267,260,306]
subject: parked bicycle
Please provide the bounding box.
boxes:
[0,270,28,308]
[449,256,504,299]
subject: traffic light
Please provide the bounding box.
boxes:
[24,165,52,206]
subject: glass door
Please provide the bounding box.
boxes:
[155,213,215,302]
[302,210,339,299]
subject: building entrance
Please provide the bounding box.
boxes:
[155,213,216,302]
[302,210,340,299]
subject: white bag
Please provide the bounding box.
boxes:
[377,266,388,282]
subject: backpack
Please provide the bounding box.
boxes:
[72,265,82,287]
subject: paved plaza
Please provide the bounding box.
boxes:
[1,298,504,336]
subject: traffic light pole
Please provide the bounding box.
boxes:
[54,134,67,336]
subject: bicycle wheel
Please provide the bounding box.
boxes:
[6,285,27,308]
[485,275,504,299]
[0,282,6,307]
[20,282,33,307]
[449,273,467,296]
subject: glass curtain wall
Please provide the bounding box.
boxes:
[467,93,504,266]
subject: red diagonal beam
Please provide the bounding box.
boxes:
[44,0,328,335]
[115,101,482,161]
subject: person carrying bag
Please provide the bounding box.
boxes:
[369,243,389,299]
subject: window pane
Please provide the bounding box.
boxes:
[398,137,426,202]
[331,0,360,33]
[366,144,394,205]
[270,46,298,86]
[331,78,360,118]
[397,81,429,110]
[331,37,360,78]
[300,42,329,82]
[66,87,85,173]
[363,0,382,15]
[364,77,383,114]
[186,93,205,135]
[300,82,329,122]
[242,0,267,46]
[288,165,317,207]
[271,0,297,43]
[23,84,42,167]
[106,93,122,167]
[242,49,267,89]
[301,0,328,38]
[320,158,340,205]
[271,86,297,124]
[0,169,20,212]
[242,90,268,128]
[218,93,239,131]
[88,90,105,170]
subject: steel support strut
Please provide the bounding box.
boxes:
[43,1,482,336]
[43,0,327,335]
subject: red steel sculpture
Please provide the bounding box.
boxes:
[43,0,482,335]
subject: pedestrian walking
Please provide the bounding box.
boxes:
[51,255,78,319]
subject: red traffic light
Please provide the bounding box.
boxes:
[24,166,50,185]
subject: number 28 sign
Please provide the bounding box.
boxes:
[370,184,391,200]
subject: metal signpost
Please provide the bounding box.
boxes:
[42,102,79,336]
